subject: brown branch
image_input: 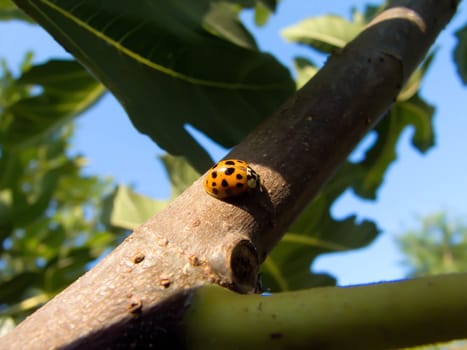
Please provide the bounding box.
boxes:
[1,0,459,348]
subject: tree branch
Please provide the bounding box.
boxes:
[1,0,459,348]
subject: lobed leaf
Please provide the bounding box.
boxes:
[262,190,379,291]
[12,0,295,172]
[350,95,434,199]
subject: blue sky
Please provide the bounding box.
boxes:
[3,1,467,286]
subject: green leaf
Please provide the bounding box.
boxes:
[160,154,201,199]
[0,0,32,22]
[292,57,318,88]
[103,185,167,230]
[11,166,62,226]
[399,95,436,152]
[86,231,115,254]
[350,95,435,199]
[454,24,467,84]
[203,2,257,49]
[260,90,433,290]
[254,0,279,26]
[396,213,467,277]
[1,127,81,228]
[261,192,379,292]
[254,3,270,26]
[13,0,295,172]
[0,272,41,303]
[282,15,363,53]
[0,317,16,337]
[266,12,435,289]
[44,246,94,292]
[257,0,278,12]
[1,61,116,319]
[0,189,13,240]
[103,155,200,229]
[0,53,34,117]
[5,60,105,147]
[398,51,435,102]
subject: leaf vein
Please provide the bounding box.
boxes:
[36,0,283,90]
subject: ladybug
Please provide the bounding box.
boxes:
[204,159,261,199]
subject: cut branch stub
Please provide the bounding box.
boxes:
[228,238,260,292]
[206,233,259,292]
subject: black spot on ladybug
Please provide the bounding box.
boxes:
[204,159,261,199]
[270,332,283,339]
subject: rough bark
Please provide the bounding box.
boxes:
[0,0,459,349]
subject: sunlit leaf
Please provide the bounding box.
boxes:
[398,52,435,102]
[254,0,279,26]
[282,15,363,53]
[292,57,318,88]
[160,154,201,198]
[0,189,13,240]
[0,316,16,337]
[102,185,167,231]
[0,53,34,116]
[104,155,200,230]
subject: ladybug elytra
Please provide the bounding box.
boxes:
[204,159,260,199]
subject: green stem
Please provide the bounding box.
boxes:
[184,273,467,349]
